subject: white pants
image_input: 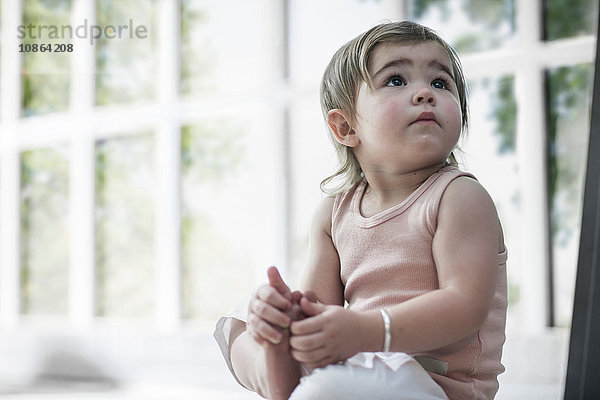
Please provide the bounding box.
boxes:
[289,356,448,400]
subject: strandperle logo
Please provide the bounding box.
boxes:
[17,19,148,45]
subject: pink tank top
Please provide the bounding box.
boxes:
[331,167,508,400]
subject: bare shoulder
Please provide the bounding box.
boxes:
[439,176,504,252]
[442,176,496,212]
[311,195,336,237]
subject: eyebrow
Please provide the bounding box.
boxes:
[372,58,455,81]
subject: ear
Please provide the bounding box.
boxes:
[327,109,360,148]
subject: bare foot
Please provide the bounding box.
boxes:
[261,292,306,399]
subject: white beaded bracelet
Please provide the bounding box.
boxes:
[380,308,391,352]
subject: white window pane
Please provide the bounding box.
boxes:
[95,134,155,318]
[180,0,268,99]
[181,112,279,320]
[95,0,156,105]
[20,147,69,315]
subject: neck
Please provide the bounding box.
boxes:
[361,162,446,206]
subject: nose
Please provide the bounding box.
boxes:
[412,87,435,105]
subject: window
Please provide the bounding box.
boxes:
[0,0,282,329]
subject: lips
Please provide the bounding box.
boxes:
[411,111,438,125]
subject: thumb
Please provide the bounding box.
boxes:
[303,290,318,303]
[300,296,326,317]
[267,266,292,301]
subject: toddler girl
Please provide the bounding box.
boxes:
[215,20,507,400]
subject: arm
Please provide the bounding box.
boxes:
[384,176,502,352]
[298,196,344,307]
[290,177,503,365]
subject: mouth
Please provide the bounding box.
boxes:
[411,111,438,125]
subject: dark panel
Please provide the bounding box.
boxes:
[564,6,600,399]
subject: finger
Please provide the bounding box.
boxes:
[300,296,326,317]
[256,284,292,311]
[248,313,284,344]
[290,315,322,335]
[289,332,323,352]
[250,298,291,328]
[267,266,292,300]
[246,324,268,348]
[290,347,330,365]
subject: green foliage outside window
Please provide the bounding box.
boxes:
[21,0,71,116]
[408,0,515,53]
[488,75,517,154]
[95,0,156,105]
[547,64,593,241]
[545,0,599,40]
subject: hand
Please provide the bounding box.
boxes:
[289,297,362,368]
[247,266,307,347]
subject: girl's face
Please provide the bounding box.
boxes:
[352,41,462,174]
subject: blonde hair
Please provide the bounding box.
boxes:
[320,21,469,195]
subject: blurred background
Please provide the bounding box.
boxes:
[0,0,597,399]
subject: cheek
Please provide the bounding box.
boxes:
[441,99,463,134]
[356,100,395,134]
[448,111,463,133]
[377,104,400,125]
[374,97,406,126]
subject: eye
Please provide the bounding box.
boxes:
[385,76,406,87]
[431,77,450,90]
